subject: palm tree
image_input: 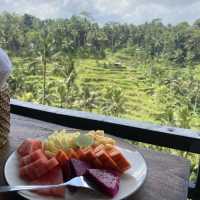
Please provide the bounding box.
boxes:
[37,81,57,105]
[57,84,67,108]
[27,25,56,104]
[53,56,76,89]
[87,24,107,58]
[53,56,77,107]
[40,27,54,104]
[77,85,99,112]
[101,87,126,117]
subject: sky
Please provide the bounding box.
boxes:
[0,0,200,25]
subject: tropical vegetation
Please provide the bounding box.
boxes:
[1,12,200,180]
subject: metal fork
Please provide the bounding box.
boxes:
[0,176,95,193]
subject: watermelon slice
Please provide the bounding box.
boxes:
[18,139,43,157]
[70,159,91,177]
[32,166,65,197]
[85,169,120,197]
[19,149,46,167]
[46,157,59,171]
[20,157,59,181]
[20,157,48,180]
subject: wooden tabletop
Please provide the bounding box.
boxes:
[0,114,190,200]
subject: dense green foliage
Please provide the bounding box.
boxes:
[1,12,200,180]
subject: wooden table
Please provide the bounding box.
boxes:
[0,114,190,200]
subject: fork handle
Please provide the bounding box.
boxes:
[0,176,93,193]
[0,183,65,193]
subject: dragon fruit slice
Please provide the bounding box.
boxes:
[70,158,91,177]
[85,169,120,197]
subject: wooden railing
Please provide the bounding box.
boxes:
[10,99,200,200]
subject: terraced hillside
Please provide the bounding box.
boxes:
[12,51,200,130]
[76,56,162,124]
[11,52,200,182]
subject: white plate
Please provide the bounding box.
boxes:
[4,147,147,200]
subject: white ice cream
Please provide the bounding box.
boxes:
[0,48,12,89]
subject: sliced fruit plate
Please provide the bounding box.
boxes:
[4,130,147,200]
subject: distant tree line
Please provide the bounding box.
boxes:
[1,12,200,66]
[2,12,200,122]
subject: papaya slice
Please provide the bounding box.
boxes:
[82,146,92,153]
[79,147,92,160]
[75,148,85,160]
[66,148,79,159]
[96,150,120,172]
[56,150,69,166]
[93,144,105,154]
[83,149,103,168]
[56,150,71,181]
[109,149,131,172]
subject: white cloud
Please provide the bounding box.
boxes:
[0,0,200,24]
